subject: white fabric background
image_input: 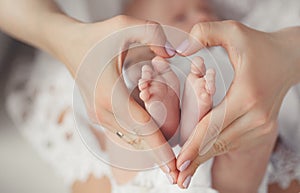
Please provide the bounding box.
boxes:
[3,0,300,193]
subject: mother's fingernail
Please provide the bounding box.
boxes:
[183,175,192,189]
[165,41,176,56]
[176,39,189,54]
[179,160,191,172]
[166,173,174,184]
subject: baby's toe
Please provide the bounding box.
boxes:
[138,65,154,101]
[138,65,152,90]
[191,56,206,77]
[138,79,149,90]
[139,88,150,102]
[195,79,212,105]
[152,56,171,74]
[142,64,152,73]
[141,65,153,79]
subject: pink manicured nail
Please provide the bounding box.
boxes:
[176,39,189,54]
[179,160,191,172]
[166,173,174,184]
[165,41,176,56]
[183,175,192,188]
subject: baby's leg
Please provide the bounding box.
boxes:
[180,56,216,146]
[138,56,180,141]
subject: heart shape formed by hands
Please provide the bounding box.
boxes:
[123,48,216,148]
[75,23,225,188]
[75,20,284,190]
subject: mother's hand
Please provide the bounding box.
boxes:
[67,15,179,181]
[0,0,178,182]
[175,21,300,188]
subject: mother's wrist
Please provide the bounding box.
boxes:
[274,26,300,85]
[296,52,300,84]
[291,48,300,85]
[291,27,300,84]
[287,27,300,84]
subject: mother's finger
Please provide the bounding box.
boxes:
[228,121,278,151]
[177,91,243,166]
[176,20,245,64]
[176,93,245,188]
[211,123,278,193]
[102,110,179,183]
[176,128,254,189]
[176,123,251,189]
[202,107,275,152]
[96,72,179,182]
[176,118,277,189]
[114,15,176,58]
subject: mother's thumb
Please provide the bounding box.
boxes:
[176,20,243,56]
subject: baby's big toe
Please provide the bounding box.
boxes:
[152,56,171,73]
[141,65,153,79]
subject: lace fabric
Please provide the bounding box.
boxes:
[268,140,300,189]
[5,51,218,193]
[6,46,300,193]
[5,52,112,186]
[5,0,300,190]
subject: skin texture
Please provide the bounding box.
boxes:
[137,55,216,144]
[0,0,180,186]
[180,56,216,146]
[72,175,112,193]
[138,56,180,141]
[175,21,300,191]
[1,1,300,193]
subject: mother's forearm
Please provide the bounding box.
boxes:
[212,153,265,193]
[0,0,83,70]
[211,129,277,193]
[289,27,300,84]
[272,26,300,85]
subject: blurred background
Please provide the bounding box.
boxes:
[0,32,67,193]
[1,1,300,192]
[0,1,124,192]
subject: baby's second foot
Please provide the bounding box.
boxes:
[138,56,180,141]
[180,56,216,146]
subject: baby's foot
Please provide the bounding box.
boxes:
[180,56,216,146]
[138,56,180,141]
